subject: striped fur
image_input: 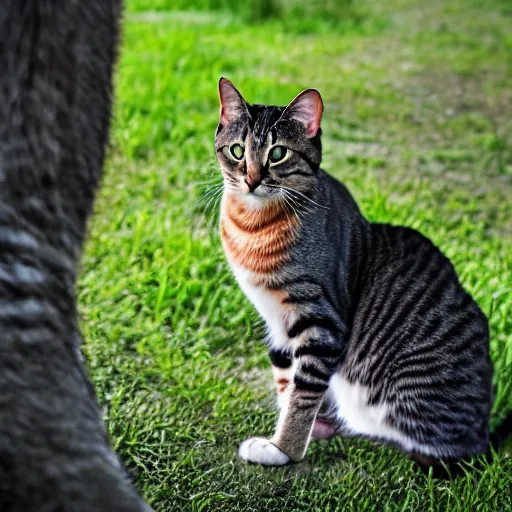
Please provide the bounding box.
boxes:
[215,79,496,468]
[0,3,150,510]
[221,194,299,273]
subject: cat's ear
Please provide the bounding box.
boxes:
[279,89,323,138]
[218,77,249,125]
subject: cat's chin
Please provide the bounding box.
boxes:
[240,192,277,210]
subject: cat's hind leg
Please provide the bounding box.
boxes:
[312,402,339,440]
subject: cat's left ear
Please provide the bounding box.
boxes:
[279,89,323,138]
[218,77,249,125]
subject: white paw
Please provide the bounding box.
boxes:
[238,437,290,466]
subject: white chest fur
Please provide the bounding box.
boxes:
[230,263,295,351]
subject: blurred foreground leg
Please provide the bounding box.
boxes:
[0,1,151,510]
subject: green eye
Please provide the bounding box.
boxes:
[269,146,287,163]
[230,143,245,160]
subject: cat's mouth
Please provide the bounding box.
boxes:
[242,187,283,210]
[245,184,274,197]
[241,179,281,199]
[223,176,284,206]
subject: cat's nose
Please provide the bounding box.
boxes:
[244,176,261,193]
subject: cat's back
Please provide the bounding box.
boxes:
[347,221,491,385]
[363,222,479,301]
[369,222,447,270]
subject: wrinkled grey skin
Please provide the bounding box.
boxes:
[0,2,151,510]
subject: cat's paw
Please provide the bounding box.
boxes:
[238,437,290,466]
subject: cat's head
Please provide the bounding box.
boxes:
[215,78,323,205]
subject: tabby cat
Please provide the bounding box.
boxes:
[215,78,497,471]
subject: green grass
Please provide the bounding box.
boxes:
[125,0,372,32]
[80,0,511,509]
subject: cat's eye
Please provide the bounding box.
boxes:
[230,143,245,160]
[222,143,245,162]
[269,146,288,164]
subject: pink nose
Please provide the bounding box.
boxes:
[244,175,261,192]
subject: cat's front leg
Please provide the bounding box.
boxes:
[269,348,338,440]
[239,330,343,465]
[269,348,293,408]
[237,348,293,466]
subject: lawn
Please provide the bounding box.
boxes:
[79,0,512,510]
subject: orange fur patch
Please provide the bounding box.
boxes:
[220,194,299,274]
[275,377,290,394]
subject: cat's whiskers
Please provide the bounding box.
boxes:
[284,192,312,219]
[203,185,223,208]
[201,177,236,203]
[264,184,315,218]
[277,196,294,224]
[275,184,329,211]
[201,186,225,227]
[198,183,223,202]
[190,177,223,187]
[198,188,223,218]
[284,191,316,218]
[280,193,301,220]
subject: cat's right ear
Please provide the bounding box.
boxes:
[218,77,249,125]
